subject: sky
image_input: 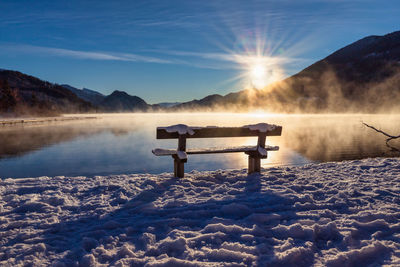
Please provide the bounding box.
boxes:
[0,0,399,104]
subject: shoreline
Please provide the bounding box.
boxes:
[0,116,98,127]
[1,158,399,266]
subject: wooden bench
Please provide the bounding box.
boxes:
[152,123,282,178]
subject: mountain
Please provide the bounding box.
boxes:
[172,90,257,111]
[61,84,153,112]
[100,90,150,112]
[0,70,93,115]
[274,30,400,112]
[0,70,154,115]
[173,94,224,110]
[61,84,105,106]
[174,30,400,113]
[157,102,181,108]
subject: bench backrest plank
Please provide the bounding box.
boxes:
[156,126,282,139]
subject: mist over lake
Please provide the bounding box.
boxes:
[1,113,398,178]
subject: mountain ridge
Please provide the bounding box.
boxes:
[0,70,93,115]
[61,84,105,106]
[101,90,150,112]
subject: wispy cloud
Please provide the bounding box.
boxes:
[0,44,172,64]
[0,43,240,69]
[0,43,304,72]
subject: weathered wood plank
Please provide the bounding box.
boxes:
[156,126,282,139]
[152,145,279,156]
[188,145,278,154]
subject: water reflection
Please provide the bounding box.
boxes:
[0,119,141,159]
[0,113,399,178]
[282,115,400,162]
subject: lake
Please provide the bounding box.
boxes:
[1,113,399,178]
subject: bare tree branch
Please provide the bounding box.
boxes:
[362,122,400,152]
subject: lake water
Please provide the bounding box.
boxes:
[1,113,399,178]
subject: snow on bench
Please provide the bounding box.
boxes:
[152,145,279,156]
[156,123,281,139]
[153,123,282,177]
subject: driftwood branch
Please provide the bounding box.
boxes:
[362,122,400,152]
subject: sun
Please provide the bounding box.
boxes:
[221,37,289,90]
[249,62,268,89]
[251,64,266,81]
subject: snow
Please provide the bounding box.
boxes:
[158,124,199,135]
[152,148,177,156]
[1,158,400,266]
[151,149,187,160]
[158,123,279,136]
[243,123,277,133]
[153,146,279,156]
[176,151,187,160]
[258,146,268,157]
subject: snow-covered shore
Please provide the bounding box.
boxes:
[1,158,399,266]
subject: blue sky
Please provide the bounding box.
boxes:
[0,0,399,103]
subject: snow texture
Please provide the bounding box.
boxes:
[1,158,399,266]
[153,146,279,156]
[158,123,278,136]
[258,146,267,157]
[243,123,277,133]
[158,124,199,135]
[176,151,187,160]
[152,149,187,160]
[152,148,177,156]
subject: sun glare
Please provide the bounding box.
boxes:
[251,64,266,79]
[225,51,286,90]
[213,30,294,90]
[250,63,268,89]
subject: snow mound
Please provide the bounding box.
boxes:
[1,158,399,266]
[158,124,198,135]
[243,123,277,132]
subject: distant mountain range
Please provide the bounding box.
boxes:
[61,84,105,106]
[0,70,157,115]
[60,85,159,112]
[1,30,400,115]
[157,102,181,108]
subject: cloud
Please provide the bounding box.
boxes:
[0,44,172,64]
[0,44,238,69]
[0,43,304,72]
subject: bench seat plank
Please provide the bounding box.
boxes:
[152,145,279,156]
[188,145,279,154]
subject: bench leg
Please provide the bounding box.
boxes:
[248,156,261,174]
[174,159,185,178]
